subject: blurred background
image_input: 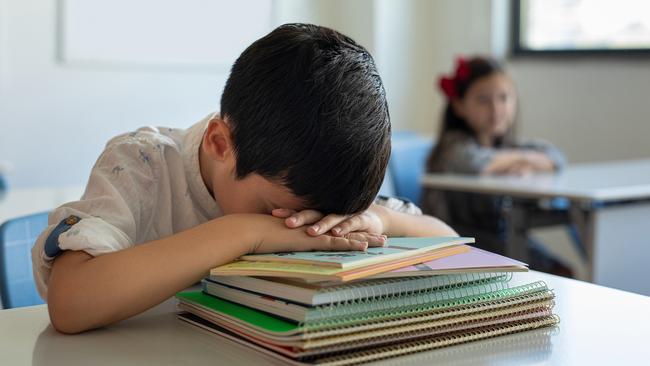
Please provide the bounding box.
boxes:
[1,0,650,286]
[1,0,649,190]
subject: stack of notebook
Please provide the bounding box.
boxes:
[176,237,559,365]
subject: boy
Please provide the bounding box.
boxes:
[32,23,455,334]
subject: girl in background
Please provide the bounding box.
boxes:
[422,56,572,276]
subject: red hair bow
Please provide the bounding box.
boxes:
[438,57,470,99]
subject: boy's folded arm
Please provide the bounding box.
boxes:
[47,215,251,334]
[373,204,458,237]
[274,202,458,239]
[46,214,366,334]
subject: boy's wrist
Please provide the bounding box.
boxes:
[216,214,262,256]
[373,204,396,237]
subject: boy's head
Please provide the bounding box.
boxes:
[206,23,390,215]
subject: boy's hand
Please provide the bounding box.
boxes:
[271,204,389,246]
[241,214,371,254]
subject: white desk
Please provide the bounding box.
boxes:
[421,158,650,295]
[0,272,648,365]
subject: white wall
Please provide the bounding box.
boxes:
[0,0,267,189]
[2,0,649,191]
[511,59,650,163]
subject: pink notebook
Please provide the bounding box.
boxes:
[369,246,528,279]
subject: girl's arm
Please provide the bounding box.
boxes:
[482,150,556,175]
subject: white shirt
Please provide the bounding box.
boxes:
[32,115,220,298]
[31,114,422,299]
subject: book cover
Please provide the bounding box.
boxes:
[212,245,470,282]
[240,236,474,269]
[370,246,528,279]
[206,271,513,306]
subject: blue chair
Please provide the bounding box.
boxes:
[0,174,7,200]
[387,132,434,204]
[0,212,49,308]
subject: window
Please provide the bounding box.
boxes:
[512,0,650,55]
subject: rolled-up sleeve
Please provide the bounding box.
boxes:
[375,195,423,215]
[31,133,160,299]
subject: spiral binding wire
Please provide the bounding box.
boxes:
[302,273,511,322]
[313,315,561,366]
[318,272,512,305]
[301,281,550,333]
[302,300,556,350]
[303,288,554,340]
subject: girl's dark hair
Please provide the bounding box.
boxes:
[221,23,390,215]
[426,56,514,172]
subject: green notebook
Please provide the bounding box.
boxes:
[176,291,298,333]
[176,281,551,334]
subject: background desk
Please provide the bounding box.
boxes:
[422,158,650,295]
[1,271,649,366]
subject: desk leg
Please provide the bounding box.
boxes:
[569,203,595,281]
[505,204,530,263]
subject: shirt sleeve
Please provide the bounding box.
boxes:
[519,138,567,171]
[375,195,423,215]
[31,131,162,299]
[442,136,496,174]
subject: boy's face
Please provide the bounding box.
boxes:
[200,117,306,215]
[213,172,305,215]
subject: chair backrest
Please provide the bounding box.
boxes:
[0,212,49,308]
[0,174,7,200]
[388,133,434,205]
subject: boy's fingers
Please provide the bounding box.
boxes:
[287,210,324,229]
[311,214,349,236]
[332,215,363,236]
[319,237,367,251]
[345,232,386,247]
[272,208,296,218]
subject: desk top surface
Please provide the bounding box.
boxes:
[422,158,650,202]
[1,271,649,366]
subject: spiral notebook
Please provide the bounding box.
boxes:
[178,295,555,353]
[205,246,528,307]
[204,271,511,307]
[178,312,559,365]
[176,276,559,365]
[201,272,513,321]
[176,281,554,337]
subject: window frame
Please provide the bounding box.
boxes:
[511,0,650,57]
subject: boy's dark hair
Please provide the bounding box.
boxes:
[220,23,391,215]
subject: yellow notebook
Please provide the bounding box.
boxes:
[211,245,470,282]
